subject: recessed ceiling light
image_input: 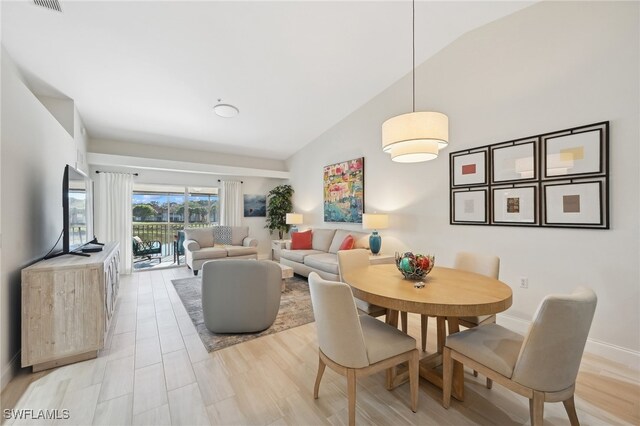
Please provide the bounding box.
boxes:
[213,100,239,118]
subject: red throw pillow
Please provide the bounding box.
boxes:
[291,230,313,250]
[339,235,355,251]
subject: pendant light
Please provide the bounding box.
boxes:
[382,0,449,163]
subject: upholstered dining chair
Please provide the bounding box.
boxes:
[442,287,597,426]
[308,272,419,426]
[337,249,387,318]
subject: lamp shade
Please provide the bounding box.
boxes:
[286,213,303,225]
[362,213,389,230]
[382,111,449,163]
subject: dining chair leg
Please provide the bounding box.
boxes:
[442,347,453,409]
[562,395,580,426]
[486,378,493,389]
[347,369,357,426]
[529,390,544,426]
[408,349,419,412]
[401,311,408,333]
[313,355,326,399]
[420,315,428,351]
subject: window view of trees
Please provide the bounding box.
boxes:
[132,189,218,225]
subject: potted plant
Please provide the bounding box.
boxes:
[265,184,294,239]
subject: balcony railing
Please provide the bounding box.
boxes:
[132,222,212,258]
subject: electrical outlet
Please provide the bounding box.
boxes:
[520,277,528,289]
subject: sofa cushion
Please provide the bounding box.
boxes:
[339,235,355,251]
[303,253,339,275]
[192,246,228,261]
[230,227,249,246]
[281,249,324,263]
[291,230,313,250]
[329,230,369,253]
[213,226,233,245]
[184,227,215,248]
[312,229,336,252]
[225,246,258,257]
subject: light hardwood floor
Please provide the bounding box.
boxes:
[1,267,639,425]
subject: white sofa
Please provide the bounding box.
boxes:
[279,229,370,281]
[183,226,258,275]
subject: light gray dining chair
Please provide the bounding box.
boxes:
[442,287,597,426]
[201,259,281,333]
[337,249,387,318]
[308,272,419,426]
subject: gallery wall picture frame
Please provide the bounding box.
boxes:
[491,138,537,184]
[491,185,538,226]
[323,157,365,223]
[541,178,608,229]
[451,188,489,224]
[451,148,488,187]
[541,122,608,180]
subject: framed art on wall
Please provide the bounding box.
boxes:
[243,194,267,217]
[323,157,364,223]
[492,185,538,225]
[541,122,608,179]
[542,178,608,228]
[491,138,537,183]
[451,188,488,224]
[451,149,487,187]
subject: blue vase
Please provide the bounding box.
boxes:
[369,231,381,255]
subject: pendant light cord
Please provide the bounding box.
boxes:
[412,0,415,113]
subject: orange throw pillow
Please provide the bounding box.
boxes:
[291,230,313,250]
[339,235,355,251]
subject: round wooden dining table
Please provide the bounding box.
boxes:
[341,263,513,401]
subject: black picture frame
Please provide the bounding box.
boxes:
[541,178,608,229]
[451,188,489,224]
[491,184,539,226]
[450,148,488,187]
[491,138,538,184]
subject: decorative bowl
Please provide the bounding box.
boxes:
[395,252,435,280]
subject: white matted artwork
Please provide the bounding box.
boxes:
[544,181,602,225]
[452,151,486,186]
[492,186,536,224]
[544,130,601,177]
[452,190,486,223]
[492,141,536,182]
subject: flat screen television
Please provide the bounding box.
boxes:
[63,164,94,254]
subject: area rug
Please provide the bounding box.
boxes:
[171,275,315,352]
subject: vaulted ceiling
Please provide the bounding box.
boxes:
[3,1,533,160]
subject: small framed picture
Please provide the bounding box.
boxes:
[451,188,488,224]
[491,138,537,183]
[451,149,487,187]
[492,185,538,225]
[542,179,607,228]
[542,122,608,179]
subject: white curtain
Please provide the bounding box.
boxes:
[95,172,134,274]
[219,180,242,226]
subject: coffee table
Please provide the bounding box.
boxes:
[265,260,294,292]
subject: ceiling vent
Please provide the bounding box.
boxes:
[33,0,62,12]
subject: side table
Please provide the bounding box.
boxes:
[369,253,394,265]
[271,239,290,261]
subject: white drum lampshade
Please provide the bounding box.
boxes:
[382,111,448,163]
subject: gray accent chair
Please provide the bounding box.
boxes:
[201,259,281,333]
[308,272,419,426]
[442,287,597,426]
[337,249,387,318]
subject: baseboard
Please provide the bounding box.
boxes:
[497,313,640,370]
[1,351,21,392]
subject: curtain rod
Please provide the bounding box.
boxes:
[95,170,139,176]
[218,179,243,183]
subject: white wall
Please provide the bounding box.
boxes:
[0,48,89,389]
[286,2,639,362]
[88,164,286,258]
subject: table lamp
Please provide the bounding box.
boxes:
[286,213,303,234]
[362,213,389,255]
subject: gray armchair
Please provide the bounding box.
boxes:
[442,287,597,426]
[201,259,281,333]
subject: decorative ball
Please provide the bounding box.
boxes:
[395,252,435,280]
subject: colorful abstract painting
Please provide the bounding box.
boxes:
[243,194,267,217]
[323,157,364,223]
